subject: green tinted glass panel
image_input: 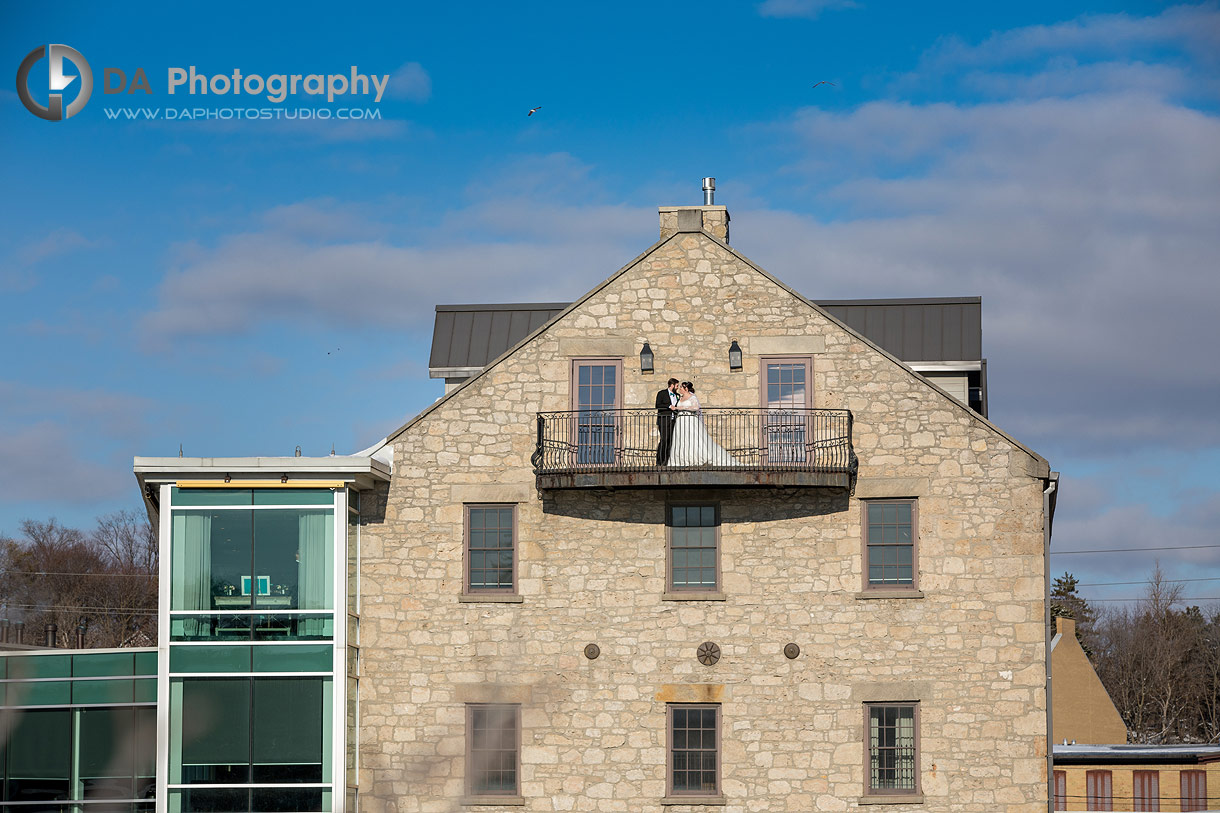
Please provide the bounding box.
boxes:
[254,509,334,612]
[10,680,71,705]
[252,644,332,672]
[0,657,6,679]
[253,489,334,506]
[73,651,135,677]
[179,679,251,780]
[253,679,325,782]
[8,654,71,679]
[136,707,157,783]
[252,614,334,640]
[79,707,136,783]
[73,679,134,704]
[170,788,251,811]
[134,651,157,675]
[170,509,253,611]
[7,708,70,796]
[170,645,251,673]
[172,487,252,506]
[135,678,157,702]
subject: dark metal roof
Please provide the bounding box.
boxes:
[815,297,981,362]
[1054,744,1220,765]
[429,303,568,370]
[429,297,982,372]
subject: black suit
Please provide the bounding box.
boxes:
[656,388,676,465]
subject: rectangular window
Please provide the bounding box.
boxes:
[668,704,719,798]
[761,356,812,463]
[866,703,919,796]
[466,704,520,798]
[1181,770,1207,812]
[667,504,719,592]
[464,505,517,594]
[1054,770,1067,810]
[1133,770,1159,811]
[864,499,917,590]
[571,358,622,466]
[1086,770,1112,811]
[169,492,335,641]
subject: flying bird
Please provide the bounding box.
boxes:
[811,81,835,88]
[527,106,542,116]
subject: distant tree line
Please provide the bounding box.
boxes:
[0,511,157,649]
[1054,567,1220,744]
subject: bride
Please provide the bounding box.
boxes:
[667,382,743,467]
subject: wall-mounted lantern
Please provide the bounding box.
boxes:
[728,340,742,371]
[640,342,654,373]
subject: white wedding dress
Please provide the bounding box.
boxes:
[667,395,743,467]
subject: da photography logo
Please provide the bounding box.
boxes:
[16,44,93,121]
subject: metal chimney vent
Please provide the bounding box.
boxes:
[702,177,715,205]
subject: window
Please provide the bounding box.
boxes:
[464,505,517,595]
[466,704,520,798]
[668,704,720,799]
[761,357,812,463]
[863,499,917,591]
[571,358,622,465]
[1054,770,1067,810]
[865,703,919,796]
[1181,770,1207,812]
[1086,770,1112,811]
[667,504,719,593]
[168,488,336,640]
[1133,770,1159,811]
[169,677,329,812]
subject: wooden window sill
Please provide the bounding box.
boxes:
[855,590,925,600]
[461,795,525,806]
[857,793,924,805]
[458,594,523,603]
[662,591,726,601]
[660,796,726,805]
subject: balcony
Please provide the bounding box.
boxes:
[532,408,857,490]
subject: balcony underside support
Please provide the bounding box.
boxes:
[537,469,853,491]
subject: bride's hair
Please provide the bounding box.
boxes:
[682,381,695,393]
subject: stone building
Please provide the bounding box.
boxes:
[128,188,1057,813]
[349,194,1057,812]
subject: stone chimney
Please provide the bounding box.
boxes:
[659,178,730,243]
[1056,616,1076,637]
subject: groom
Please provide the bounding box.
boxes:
[655,378,679,465]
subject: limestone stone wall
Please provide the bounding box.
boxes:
[354,229,1051,812]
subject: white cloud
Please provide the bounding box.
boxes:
[757,0,858,19]
[17,227,98,264]
[0,382,154,505]
[386,62,432,102]
[922,4,1220,69]
[141,155,652,339]
[739,87,1220,455]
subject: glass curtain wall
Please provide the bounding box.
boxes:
[165,488,340,813]
[0,650,157,813]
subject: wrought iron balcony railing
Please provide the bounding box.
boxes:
[532,407,856,488]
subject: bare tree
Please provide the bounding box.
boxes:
[1094,564,1216,743]
[0,512,157,648]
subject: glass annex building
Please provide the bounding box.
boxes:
[0,456,389,813]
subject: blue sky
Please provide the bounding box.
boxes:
[1,1,1218,608]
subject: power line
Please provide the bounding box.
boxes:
[1084,596,1220,603]
[1077,577,1220,587]
[1052,543,1220,555]
[3,570,155,578]
[0,602,157,616]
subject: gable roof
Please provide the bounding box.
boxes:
[379,227,1047,474]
